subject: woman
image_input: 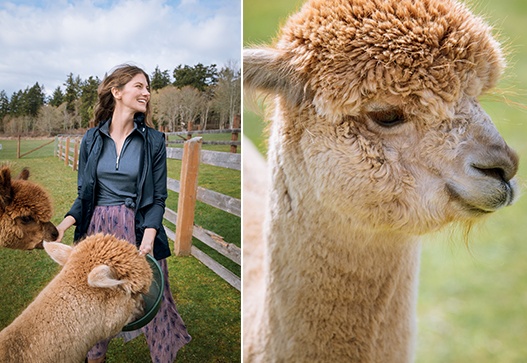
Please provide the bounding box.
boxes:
[55,64,191,363]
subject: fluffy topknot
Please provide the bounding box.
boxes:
[275,0,504,117]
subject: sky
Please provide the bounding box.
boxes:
[0,0,241,97]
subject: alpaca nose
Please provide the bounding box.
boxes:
[470,144,519,183]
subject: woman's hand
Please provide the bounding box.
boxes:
[139,228,156,256]
[54,215,76,243]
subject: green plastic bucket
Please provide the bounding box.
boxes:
[122,254,164,331]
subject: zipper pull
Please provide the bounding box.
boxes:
[116,154,120,170]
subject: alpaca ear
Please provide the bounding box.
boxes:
[243,48,312,106]
[17,167,30,180]
[0,166,13,211]
[88,265,126,289]
[43,242,72,266]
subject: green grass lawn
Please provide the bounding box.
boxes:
[0,137,240,362]
[244,0,527,361]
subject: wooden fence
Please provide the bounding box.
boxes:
[164,114,241,153]
[55,134,241,291]
[165,128,241,153]
[164,137,241,290]
[56,135,82,170]
[15,135,56,159]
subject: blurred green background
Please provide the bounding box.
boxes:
[243,0,527,361]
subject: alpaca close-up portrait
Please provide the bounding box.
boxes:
[243,0,527,362]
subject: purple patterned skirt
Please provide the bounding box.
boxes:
[84,205,191,362]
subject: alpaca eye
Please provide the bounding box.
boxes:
[20,216,34,224]
[368,109,405,127]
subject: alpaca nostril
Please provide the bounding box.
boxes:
[470,145,518,183]
[472,165,506,182]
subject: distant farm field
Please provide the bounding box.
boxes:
[0,134,240,362]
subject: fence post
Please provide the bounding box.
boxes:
[186,121,193,140]
[72,137,79,171]
[17,135,21,159]
[56,136,61,159]
[174,137,202,256]
[231,114,240,153]
[64,137,70,167]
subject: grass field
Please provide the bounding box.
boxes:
[0,135,240,362]
[243,0,527,362]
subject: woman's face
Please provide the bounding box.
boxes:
[114,73,151,114]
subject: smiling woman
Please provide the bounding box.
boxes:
[53,64,192,363]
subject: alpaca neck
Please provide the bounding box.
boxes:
[262,142,421,362]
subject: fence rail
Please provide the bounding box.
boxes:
[55,134,241,291]
[166,124,240,154]
[165,128,241,136]
[166,148,241,171]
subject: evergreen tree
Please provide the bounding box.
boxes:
[0,90,9,120]
[173,63,218,92]
[151,66,171,90]
[25,82,45,117]
[9,90,23,117]
[49,86,64,107]
[63,73,82,115]
[79,76,100,128]
[0,90,8,132]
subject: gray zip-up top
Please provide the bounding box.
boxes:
[96,120,143,206]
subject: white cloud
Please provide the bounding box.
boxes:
[0,0,241,96]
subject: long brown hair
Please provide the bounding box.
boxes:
[92,64,153,127]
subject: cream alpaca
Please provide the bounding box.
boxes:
[0,166,58,249]
[0,234,152,363]
[243,0,519,361]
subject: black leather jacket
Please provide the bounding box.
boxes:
[66,113,171,260]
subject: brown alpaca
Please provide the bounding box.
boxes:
[243,0,519,362]
[0,234,152,363]
[0,166,58,249]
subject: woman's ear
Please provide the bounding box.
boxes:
[111,86,122,100]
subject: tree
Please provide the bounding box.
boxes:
[178,86,202,130]
[25,82,45,118]
[173,63,218,92]
[152,86,181,131]
[151,66,171,91]
[213,62,241,129]
[0,90,9,132]
[198,90,213,130]
[9,90,23,117]
[79,76,100,128]
[36,104,62,134]
[63,73,82,115]
[58,101,80,131]
[49,86,64,107]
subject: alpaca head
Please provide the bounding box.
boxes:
[0,166,59,249]
[44,234,153,329]
[244,0,518,235]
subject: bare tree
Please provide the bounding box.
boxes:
[36,105,62,134]
[213,60,241,129]
[178,86,202,131]
[152,86,181,131]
